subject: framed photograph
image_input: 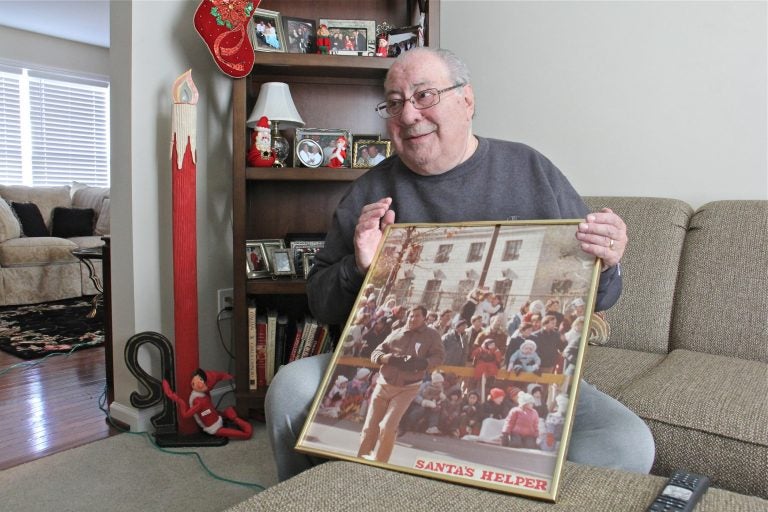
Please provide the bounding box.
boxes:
[282,16,316,54]
[387,25,421,57]
[249,9,286,53]
[352,133,381,145]
[295,138,323,168]
[302,252,317,280]
[295,128,353,168]
[319,19,376,56]
[352,139,392,168]
[296,221,601,502]
[267,247,296,276]
[245,241,269,279]
[289,239,326,278]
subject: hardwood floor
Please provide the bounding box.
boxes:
[0,346,120,470]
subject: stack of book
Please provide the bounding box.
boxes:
[247,302,336,391]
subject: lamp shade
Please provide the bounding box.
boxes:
[246,82,304,128]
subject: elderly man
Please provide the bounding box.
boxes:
[265,47,653,482]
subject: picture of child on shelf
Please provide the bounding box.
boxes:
[327,136,348,168]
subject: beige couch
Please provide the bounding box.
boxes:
[228,197,768,511]
[0,183,109,306]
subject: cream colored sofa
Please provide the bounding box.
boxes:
[0,183,109,306]
[228,197,768,511]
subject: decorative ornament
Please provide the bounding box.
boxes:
[316,24,331,54]
[194,0,258,78]
[248,116,276,167]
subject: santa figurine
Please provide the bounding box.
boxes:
[316,24,331,54]
[162,368,253,439]
[327,136,348,168]
[247,115,276,167]
[375,34,389,57]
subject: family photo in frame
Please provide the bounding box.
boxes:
[246,239,285,279]
[295,128,353,168]
[352,139,391,168]
[319,19,376,55]
[296,221,601,501]
[249,8,285,53]
[282,16,316,54]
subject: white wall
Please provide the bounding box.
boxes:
[442,0,768,208]
[109,0,235,428]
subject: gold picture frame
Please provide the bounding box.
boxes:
[296,220,601,501]
[352,139,392,168]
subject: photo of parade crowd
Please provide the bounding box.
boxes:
[317,283,588,454]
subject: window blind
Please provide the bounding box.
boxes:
[0,67,23,184]
[0,65,109,187]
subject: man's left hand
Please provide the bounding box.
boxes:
[576,208,626,269]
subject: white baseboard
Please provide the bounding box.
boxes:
[109,401,162,433]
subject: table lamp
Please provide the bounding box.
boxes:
[246,82,304,167]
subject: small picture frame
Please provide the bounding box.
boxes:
[245,241,269,279]
[295,128,353,168]
[319,19,376,56]
[250,9,286,53]
[282,16,316,54]
[267,247,296,276]
[352,140,391,168]
[302,252,317,280]
[289,239,325,277]
[295,138,323,168]
[387,25,420,57]
[352,133,380,145]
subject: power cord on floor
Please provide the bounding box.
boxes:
[98,385,265,492]
[0,339,101,377]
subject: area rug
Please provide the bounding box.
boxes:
[0,297,104,359]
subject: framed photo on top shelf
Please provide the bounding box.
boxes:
[295,128,353,168]
[282,16,316,54]
[320,19,376,56]
[295,220,602,502]
[249,9,286,53]
[352,139,391,168]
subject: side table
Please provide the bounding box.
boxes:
[71,246,104,318]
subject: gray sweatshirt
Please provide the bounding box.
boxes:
[307,137,621,325]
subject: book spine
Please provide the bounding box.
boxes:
[255,315,267,389]
[266,310,277,385]
[288,320,304,362]
[300,318,319,359]
[248,303,258,390]
[275,315,288,373]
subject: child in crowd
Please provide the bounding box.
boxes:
[540,394,570,452]
[319,374,348,418]
[458,390,483,437]
[507,339,542,376]
[438,388,464,437]
[501,391,539,449]
[400,371,446,435]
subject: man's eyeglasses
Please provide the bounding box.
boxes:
[375,83,466,119]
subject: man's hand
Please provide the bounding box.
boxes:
[355,197,396,273]
[576,208,627,269]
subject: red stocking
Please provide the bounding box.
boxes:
[194,0,259,78]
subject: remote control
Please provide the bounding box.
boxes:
[647,470,710,511]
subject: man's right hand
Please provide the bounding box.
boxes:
[354,197,396,274]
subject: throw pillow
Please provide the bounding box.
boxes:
[71,181,109,218]
[0,197,22,242]
[11,201,49,237]
[51,207,95,238]
[94,197,110,235]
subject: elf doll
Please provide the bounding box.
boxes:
[247,115,276,167]
[162,369,253,439]
[316,24,331,54]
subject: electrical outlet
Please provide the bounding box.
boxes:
[217,288,234,314]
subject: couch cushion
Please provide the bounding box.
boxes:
[617,349,768,497]
[71,180,109,221]
[671,200,768,362]
[0,197,21,242]
[11,201,49,237]
[51,207,95,238]
[94,197,110,235]
[225,460,768,512]
[0,184,71,230]
[0,237,78,267]
[582,346,666,397]
[584,197,692,354]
